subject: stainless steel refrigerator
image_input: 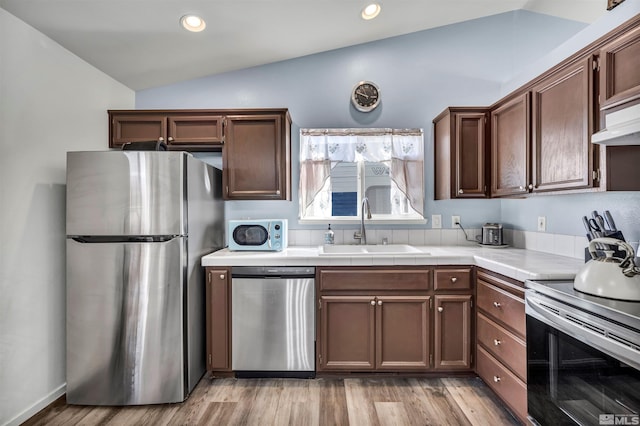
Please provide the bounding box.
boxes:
[65,151,224,405]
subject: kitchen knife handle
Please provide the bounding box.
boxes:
[604,210,617,232]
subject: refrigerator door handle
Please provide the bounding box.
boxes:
[70,235,182,243]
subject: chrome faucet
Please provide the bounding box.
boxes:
[354,197,372,245]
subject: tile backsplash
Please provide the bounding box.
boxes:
[288,228,639,260]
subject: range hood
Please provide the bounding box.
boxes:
[592,103,640,145]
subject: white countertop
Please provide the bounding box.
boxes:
[201,245,585,282]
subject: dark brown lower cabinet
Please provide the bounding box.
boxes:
[434,295,472,370]
[376,296,430,370]
[318,295,430,371]
[475,269,527,424]
[317,266,474,374]
[205,267,231,373]
[319,296,376,370]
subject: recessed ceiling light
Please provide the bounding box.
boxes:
[361,3,381,20]
[180,15,206,32]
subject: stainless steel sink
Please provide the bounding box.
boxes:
[318,244,427,256]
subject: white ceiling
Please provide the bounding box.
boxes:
[0,0,608,91]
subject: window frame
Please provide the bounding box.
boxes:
[298,129,426,225]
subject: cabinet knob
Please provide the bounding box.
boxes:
[493,376,501,383]
[438,307,443,312]
[494,339,501,346]
[458,189,464,194]
[377,300,383,306]
[519,186,524,190]
[528,183,533,190]
[493,301,501,308]
[158,137,165,142]
[451,277,458,283]
[168,136,174,142]
[219,274,225,280]
[371,300,376,306]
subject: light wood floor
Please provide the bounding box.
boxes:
[25,376,519,425]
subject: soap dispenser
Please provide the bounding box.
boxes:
[324,224,335,245]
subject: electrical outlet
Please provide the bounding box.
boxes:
[537,216,546,232]
[452,215,461,228]
[431,214,442,229]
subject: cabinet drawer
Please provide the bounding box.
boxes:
[477,280,525,337]
[319,268,431,291]
[434,268,472,291]
[477,313,526,382]
[477,345,527,423]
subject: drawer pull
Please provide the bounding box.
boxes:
[493,376,501,383]
[219,274,225,279]
[494,339,501,346]
[451,277,458,283]
[493,301,502,308]
[438,307,444,312]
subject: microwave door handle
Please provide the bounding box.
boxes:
[267,223,272,249]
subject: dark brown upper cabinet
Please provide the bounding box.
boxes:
[109,110,223,150]
[438,15,640,198]
[108,109,292,201]
[531,57,596,193]
[490,57,597,197]
[434,107,489,199]
[599,23,640,109]
[222,111,291,200]
[490,93,531,197]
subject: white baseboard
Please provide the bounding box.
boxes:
[3,383,66,426]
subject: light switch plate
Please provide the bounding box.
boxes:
[431,214,442,229]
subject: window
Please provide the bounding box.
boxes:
[299,128,425,222]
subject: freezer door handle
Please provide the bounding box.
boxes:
[70,235,181,243]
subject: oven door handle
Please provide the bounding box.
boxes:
[526,294,640,371]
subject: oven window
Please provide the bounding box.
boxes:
[527,316,640,426]
[232,225,268,246]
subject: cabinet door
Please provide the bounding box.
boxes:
[167,115,223,147]
[376,296,430,370]
[434,295,472,370]
[600,24,640,109]
[434,108,488,200]
[319,296,375,370]
[491,93,530,197]
[455,112,487,198]
[206,268,231,371]
[531,57,594,192]
[110,114,167,148]
[223,113,290,200]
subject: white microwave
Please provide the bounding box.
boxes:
[227,219,288,251]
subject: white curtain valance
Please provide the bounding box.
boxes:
[299,128,423,163]
[299,128,424,217]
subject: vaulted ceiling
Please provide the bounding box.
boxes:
[0,0,607,90]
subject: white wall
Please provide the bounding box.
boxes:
[0,9,135,426]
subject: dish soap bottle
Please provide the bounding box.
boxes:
[324,224,335,245]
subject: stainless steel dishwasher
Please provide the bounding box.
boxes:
[231,266,315,378]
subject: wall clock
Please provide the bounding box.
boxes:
[351,81,380,112]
